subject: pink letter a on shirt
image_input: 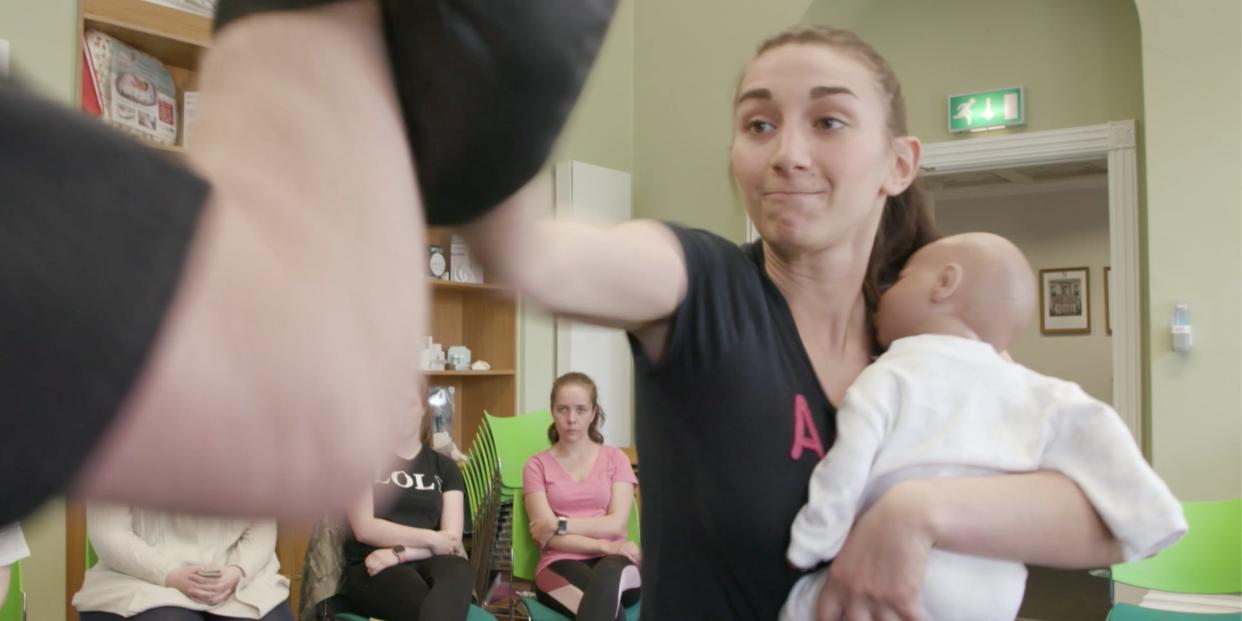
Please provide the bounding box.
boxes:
[789,394,825,460]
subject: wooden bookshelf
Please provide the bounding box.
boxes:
[426,230,519,448]
[77,0,210,153]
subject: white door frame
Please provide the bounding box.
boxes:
[744,121,1143,440]
[921,120,1142,441]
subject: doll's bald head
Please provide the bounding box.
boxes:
[875,232,1036,352]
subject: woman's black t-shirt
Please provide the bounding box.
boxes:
[629,224,838,620]
[343,448,465,565]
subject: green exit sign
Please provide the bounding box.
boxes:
[948,87,1025,133]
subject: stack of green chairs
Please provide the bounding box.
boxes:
[463,414,503,604]
[1108,499,1242,620]
[0,560,24,621]
[509,489,641,621]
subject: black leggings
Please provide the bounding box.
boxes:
[534,555,641,621]
[342,554,473,621]
[79,602,295,621]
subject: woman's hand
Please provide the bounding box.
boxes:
[365,548,402,576]
[599,540,641,565]
[166,565,214,604]
[427,531,457,556]
[186,566,244,607]
[816,482,934,621]
[440,531,467,557]
[617,541,641,565]
[530,517,558,547]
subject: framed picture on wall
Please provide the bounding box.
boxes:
[1104,266,1112,336]
[1039,267,1091,335]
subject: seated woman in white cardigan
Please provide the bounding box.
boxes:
[74,503,294,621]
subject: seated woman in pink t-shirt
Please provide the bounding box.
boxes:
[522,372,641,621]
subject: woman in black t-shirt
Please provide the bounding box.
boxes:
[341,401,472,621]
[470,25,1131,621]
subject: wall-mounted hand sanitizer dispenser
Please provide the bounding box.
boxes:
[1171,303,1192,353]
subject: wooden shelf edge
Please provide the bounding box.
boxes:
[82,0,213,47]
[82,12,211,49]
[428,279,511,293]
[144,141,186,154]
[425,370,516,377]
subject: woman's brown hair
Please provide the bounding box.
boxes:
[753,26,941,344]
[548,372,606,444]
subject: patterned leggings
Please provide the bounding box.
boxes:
[534,555,641,621]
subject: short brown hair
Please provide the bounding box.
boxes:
[548,372,606,444]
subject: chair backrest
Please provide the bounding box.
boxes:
[510,489,641,582]
[0,561,23,621]
[464,419,501,517]
[484,411,554,493]
[1111,498,1242,594]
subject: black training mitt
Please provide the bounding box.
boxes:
[216,0,618,226]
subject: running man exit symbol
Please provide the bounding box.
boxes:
[948,87,1025,132]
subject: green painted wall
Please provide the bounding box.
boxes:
[0,0,77,104]
[1,2,78,618]
[801,0,1143,144]
[632,0,813,241]
[521,0,636,415]
[1135,0,1241,501]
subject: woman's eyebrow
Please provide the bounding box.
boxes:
[810,85,858,100]
[736,88,771,104]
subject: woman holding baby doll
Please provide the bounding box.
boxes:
[471,24,1131,620]
[523,372,641,621]
[74,504,293,621]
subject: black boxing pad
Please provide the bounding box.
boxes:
[216,0,617,226]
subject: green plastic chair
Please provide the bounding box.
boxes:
[510,490,641,621]
[0,561,25,621]
[1108,499,1242,621]
[484,410,554,499]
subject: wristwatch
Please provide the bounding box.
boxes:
[556,516,569,536]
[391,545,405,562]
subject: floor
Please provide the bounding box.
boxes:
[1017,566,1113,621]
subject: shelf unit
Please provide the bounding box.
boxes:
[78,0,210,153]
[426,231,519,448]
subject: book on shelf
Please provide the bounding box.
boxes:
[182,91,200,149]
[81,39,103,119]
[83,30,178,146]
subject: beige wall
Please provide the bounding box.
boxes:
[801,0,1144,144]
[936,186,1114,404]
[2,2,79,619]
[1135,0,1241,501]
[0,0,77,104]
[521,0,636,415]
[631,0,813,241]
